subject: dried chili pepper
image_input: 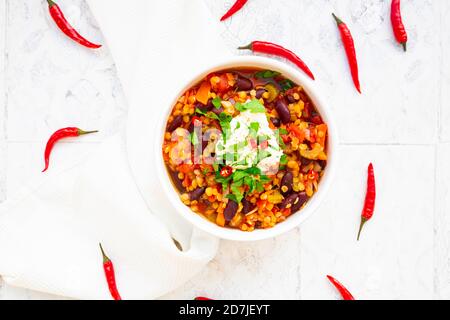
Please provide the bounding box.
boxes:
[220,166,233,178]
[220,0,248,21]
[332,14,361,94]
[391,0,408,51]
[195,297,213,300]
[327,275,355,300]
[46,0,102,49]
[99,243,122,300]
[238,41,315,81]
[42,127,98,172]
[357,163,376,241]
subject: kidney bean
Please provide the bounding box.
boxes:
[280,192,308,212]
[300,156,313,166]
[236,76,253,91]
[224,200,239,222]
[167,115,183,132]
[169,170,185,192]
[242,198,255,214]
[291,192,308,212]
[287,94,296,104]
[280,172,293,195]
[318,160,327,170]
[255,88,267,99]
[275,99,291,124]
[189,187,206,201]
[195,101,213,113]
[271,117,281,128]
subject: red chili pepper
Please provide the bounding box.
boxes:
[238,41,315,81]
[99,243,122,300]
[327,275,355,300]
[42,127,98,172]
[391,0,408,51]
[220,166,233,178]
[220,0,248,21]
[332,14,361,94]
[357,163,376,241]
[46,0,101,49]
[194,297,213,300]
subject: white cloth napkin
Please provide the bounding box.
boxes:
[0,0,232,299]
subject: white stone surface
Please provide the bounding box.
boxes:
[0,0,449,299]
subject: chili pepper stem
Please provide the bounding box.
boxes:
[402,42,407,52]
[332,13,343,25]
[78,129,99,136]
[99,243,111,264]
[237,43,253,51]
[357,217,368,241]
[47,0,56,7]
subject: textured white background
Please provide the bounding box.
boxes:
[0,0,449,300]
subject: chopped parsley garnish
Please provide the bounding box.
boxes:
[249,122,260,138]
[195,108,232,140]
[255,70,281,79]
[189,131,199,145]
[218,166,272,204]
[279,79,295,91]
[212,97,222,109]
[280,154,288,165]
[235,99,266,113]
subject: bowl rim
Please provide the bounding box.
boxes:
[156,56,339,242]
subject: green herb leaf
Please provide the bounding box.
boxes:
[259,174,271,184]
[189,131,199,145]
[279,79,295,91]
[245,167,262,175]
[279,128,289,135]
[235,99,266,114]
[255,181,265,193]
[212,97,222,109]
[280,154,288,165]
[249,122,260,138]
[226,194,240,204]
[255,70,281,79]
[195,108,219,120]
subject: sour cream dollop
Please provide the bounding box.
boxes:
[215,108,283,174]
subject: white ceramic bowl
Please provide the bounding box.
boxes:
[157,56,338,241]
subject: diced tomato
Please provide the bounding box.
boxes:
[200,164,213,175]
[311,115,323,125]
[282,135,291,144]
[257,199,267,209]
[307,170,319,181]
[260,140,269,149]
[303,102,312,119]
[182,175,191,188]
[178,163,193,174]
[220,166,233,178]
[249,138,258,149]
[217,74,230,93]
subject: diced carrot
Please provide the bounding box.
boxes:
[216,211,225,227]
[288,124,305,141]
[316,124,328,147]
[196,81,211,105]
